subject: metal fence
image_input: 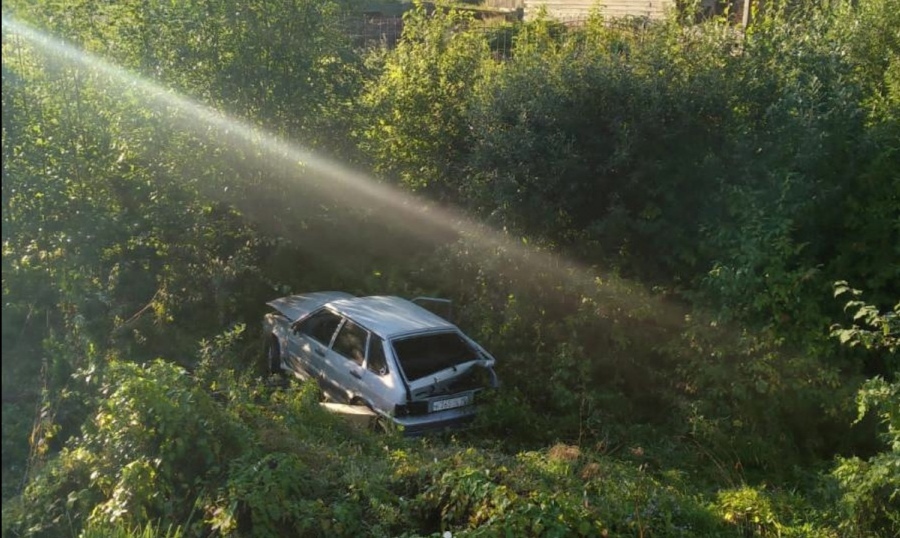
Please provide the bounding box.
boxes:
[342,13,655,58]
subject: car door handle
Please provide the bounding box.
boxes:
[349,369,362,379]
[314,347,325,356]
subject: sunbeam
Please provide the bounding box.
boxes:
[2,15,686,328]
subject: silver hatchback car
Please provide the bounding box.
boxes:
[262,292,498,434]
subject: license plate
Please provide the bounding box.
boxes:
[431,395,471,412]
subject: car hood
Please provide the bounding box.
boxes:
[266,291,354,322]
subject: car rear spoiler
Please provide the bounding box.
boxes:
[411,297,453,322]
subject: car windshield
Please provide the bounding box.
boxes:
[392,332,478,381]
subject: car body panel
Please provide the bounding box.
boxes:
[328,295,456,338]
[407,359,485,394]
[266,291,354,322]
[394,402,479,436]
[263,292,498,435]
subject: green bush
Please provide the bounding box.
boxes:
[359,2,491,199]
[3,360,247,535]
[832,378,900,537]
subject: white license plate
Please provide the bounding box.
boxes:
[431,395,471,412]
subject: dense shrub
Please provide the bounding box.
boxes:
[359,3,492,199]
[2,360,247,535]
[829,295,900,536]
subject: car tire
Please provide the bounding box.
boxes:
[265,336,283,376]
[350,398,388,433]
[370,414,396,435]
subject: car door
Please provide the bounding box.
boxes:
[288,309,342,379]
[327,317,370,401]
[362,334,402,413]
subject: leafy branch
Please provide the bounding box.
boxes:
[830,280,899,353]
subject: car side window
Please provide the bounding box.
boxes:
[367,335,389,376]
[296,309,342,345]
[332,318,368,366]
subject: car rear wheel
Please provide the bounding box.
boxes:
[371,415,392,434]
[265,336,283,376]
[350,398,389,433]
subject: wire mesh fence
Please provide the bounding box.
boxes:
[342,12,656,58]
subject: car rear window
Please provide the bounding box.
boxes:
[392,332,477,381]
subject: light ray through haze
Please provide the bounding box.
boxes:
[2,16,686,327]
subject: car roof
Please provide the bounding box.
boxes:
[267,291,355,321]
[327,295,455,338]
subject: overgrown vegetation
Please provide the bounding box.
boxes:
[2,0,897,536]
